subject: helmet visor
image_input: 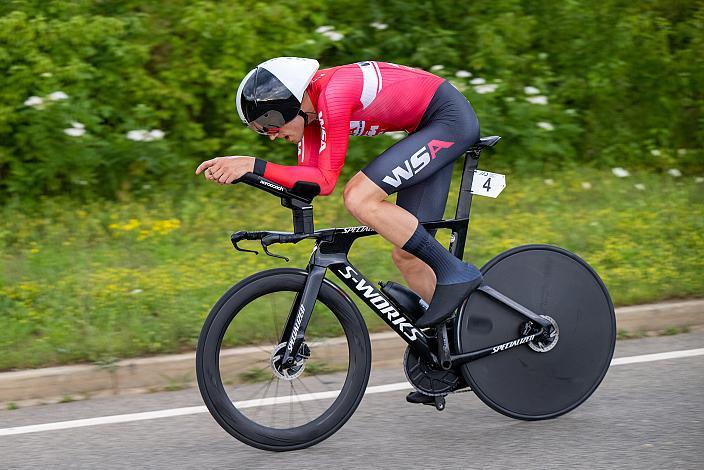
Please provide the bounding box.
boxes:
[247,110,288,135]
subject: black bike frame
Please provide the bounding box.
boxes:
[260,148,553,369]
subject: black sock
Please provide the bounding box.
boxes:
[402,223,481,285]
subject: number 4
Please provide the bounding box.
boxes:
[483,178,492,191]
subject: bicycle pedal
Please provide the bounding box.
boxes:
[420,395,446,411]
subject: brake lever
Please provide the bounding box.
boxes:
[261,234,290,262]
[231,231,259,255]
[261,242,289,262]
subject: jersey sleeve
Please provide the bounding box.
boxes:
[262,69,361,195]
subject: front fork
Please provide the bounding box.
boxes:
[278,265,327,367]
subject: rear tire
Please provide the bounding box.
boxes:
[197,268,371,451]
[455,245,615,420]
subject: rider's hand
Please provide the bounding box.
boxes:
[195,156,255,184]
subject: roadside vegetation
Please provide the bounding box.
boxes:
[1,167,702,370]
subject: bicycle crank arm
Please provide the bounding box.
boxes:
[449,328,545,366]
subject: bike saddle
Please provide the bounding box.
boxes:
[472,135,501,149]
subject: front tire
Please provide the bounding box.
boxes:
[196,268,371,451]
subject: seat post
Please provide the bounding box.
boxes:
[449,149,480,260]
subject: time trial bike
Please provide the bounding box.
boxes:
[196,136,616,451]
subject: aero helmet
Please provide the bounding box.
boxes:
[236,57,319,134]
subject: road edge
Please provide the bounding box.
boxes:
[2,298,702,407]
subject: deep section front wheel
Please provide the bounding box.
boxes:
[197,268,371,451]
[455,245,616,420]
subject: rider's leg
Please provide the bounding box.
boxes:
[344,173,481,328]
[391,248,435,302]
[345,81,482,328]
[391,160,456,302]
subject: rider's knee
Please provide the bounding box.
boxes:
[343,180,371,221]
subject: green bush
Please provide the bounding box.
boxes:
[0,0,702,201]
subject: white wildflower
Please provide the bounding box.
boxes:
[455,70,472,78]
[48,91,69,101]
[40,72,53,78]
[695,177,703,183]
[70,121,85,129]
[322,31,344,41]
[469,77,486,85]
[474,84,498,94]
[127,129,149,142]
[677,148,687,156]
[526,95,548,105]
[64,127,85,137]
[634,183,646,190]
[581,182,592,190]
[430,65,444,72]
[544,179,554,185]
[612,167,630,178]
[650,149,661,157]
[524,86,540,95]
[315,25,334,33]
[130,289,143,294]
[148,129,165,140]
[536,121,554,131]
[370,22,388,30]
[24,96,43,107]
[667,168,682,177]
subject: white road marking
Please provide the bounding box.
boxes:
[610,348,704,365]
[1,348,702,437]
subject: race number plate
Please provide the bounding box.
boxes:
[470,170,506,198]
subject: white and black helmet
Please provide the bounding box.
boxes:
[236,57,319,135]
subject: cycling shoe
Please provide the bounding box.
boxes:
[414,276,482,328]
[406,391,436,404]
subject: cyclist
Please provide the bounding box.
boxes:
[196,57,482,330]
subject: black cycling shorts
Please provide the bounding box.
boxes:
[362,80,480,222]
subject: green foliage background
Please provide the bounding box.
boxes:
[1,0,702,200]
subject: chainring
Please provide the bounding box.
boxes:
[403,347,461,396]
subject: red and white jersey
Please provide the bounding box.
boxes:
[262,61,445,195]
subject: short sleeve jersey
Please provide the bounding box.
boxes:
[262,61,445,195]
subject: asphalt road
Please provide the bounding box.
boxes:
[1,332,703,469]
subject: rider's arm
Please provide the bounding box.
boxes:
[256,74,360,195]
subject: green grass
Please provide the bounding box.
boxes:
[1,167,702,370]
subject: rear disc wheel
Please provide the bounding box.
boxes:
[455,245,615,420]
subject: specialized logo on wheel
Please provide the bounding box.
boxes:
[382,140,454,188]
[336,266,419,341]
